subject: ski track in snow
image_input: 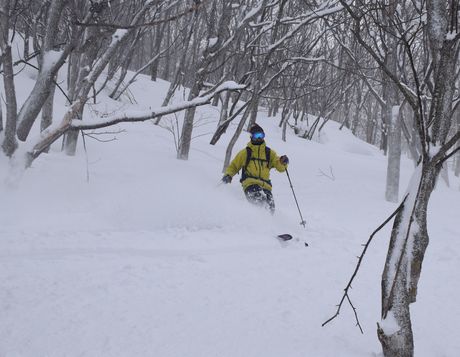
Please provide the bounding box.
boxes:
[1,71,460,356]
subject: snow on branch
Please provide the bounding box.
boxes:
[25,81,245,166]
[72,81,245,130]
[266,2,343,52]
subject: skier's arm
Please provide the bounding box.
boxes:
[225,149,247,177]
[270,149,288,172]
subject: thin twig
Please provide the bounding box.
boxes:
[346,293,363,334]
[74,2,205,30]
[83,133,118,143]
[322,194,408,331]
[317,166,335,181]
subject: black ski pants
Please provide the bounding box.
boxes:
[244,184,275,213]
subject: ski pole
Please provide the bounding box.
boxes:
[285,168,307,228]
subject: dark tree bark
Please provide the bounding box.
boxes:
[0,0,18,156]
[0,46,17,156]
[41,81,56,133]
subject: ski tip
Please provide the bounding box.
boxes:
[277,234,293,241]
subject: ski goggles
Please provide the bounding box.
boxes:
[251,132,265,140]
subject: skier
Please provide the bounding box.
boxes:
[222,124,289,213]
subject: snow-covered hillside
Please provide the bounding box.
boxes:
[1,72,459,356]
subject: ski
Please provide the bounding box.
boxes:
[277,234,293,241]
[276,234,309,247]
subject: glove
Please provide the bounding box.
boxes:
[280,155,289,165]
[222,175,232,184]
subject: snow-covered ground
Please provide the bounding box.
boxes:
[1,71,459,356]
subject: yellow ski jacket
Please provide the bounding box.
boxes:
[225,141,287,191]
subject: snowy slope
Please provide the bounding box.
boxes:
[1,70,459,357]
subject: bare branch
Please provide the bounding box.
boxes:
[322,194,408,331]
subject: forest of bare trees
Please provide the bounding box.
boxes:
[1,1,460,356]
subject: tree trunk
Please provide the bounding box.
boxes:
[218,92,230,125]
[223,104,252,172]
[212,93,220,107]
[162,20,172,80]
[0,50,3,133]
[67,52,80,101]
[282,114,288,142]
[23,25,30,59]
[385,105,402,202]
[455,114,460,177]
[0,91,3,133]
[351,85,362,135]
[380,107,389,154]
[268,103,274,117]
[1,46,18,156]
[40,81,56,153]
[365,106,376,145]
[0,0,17,156]
[454,148,460,177]
[339,87,351,130]
[150,24,164,81]
[177,83,201,160]
[62,105,84,156]
[378,163,438,357]
[273,99,279,117]
[280,105,290,142]
[246,85,260,129]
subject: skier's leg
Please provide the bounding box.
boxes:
[244,185,265,207]
[263,189,275,214]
